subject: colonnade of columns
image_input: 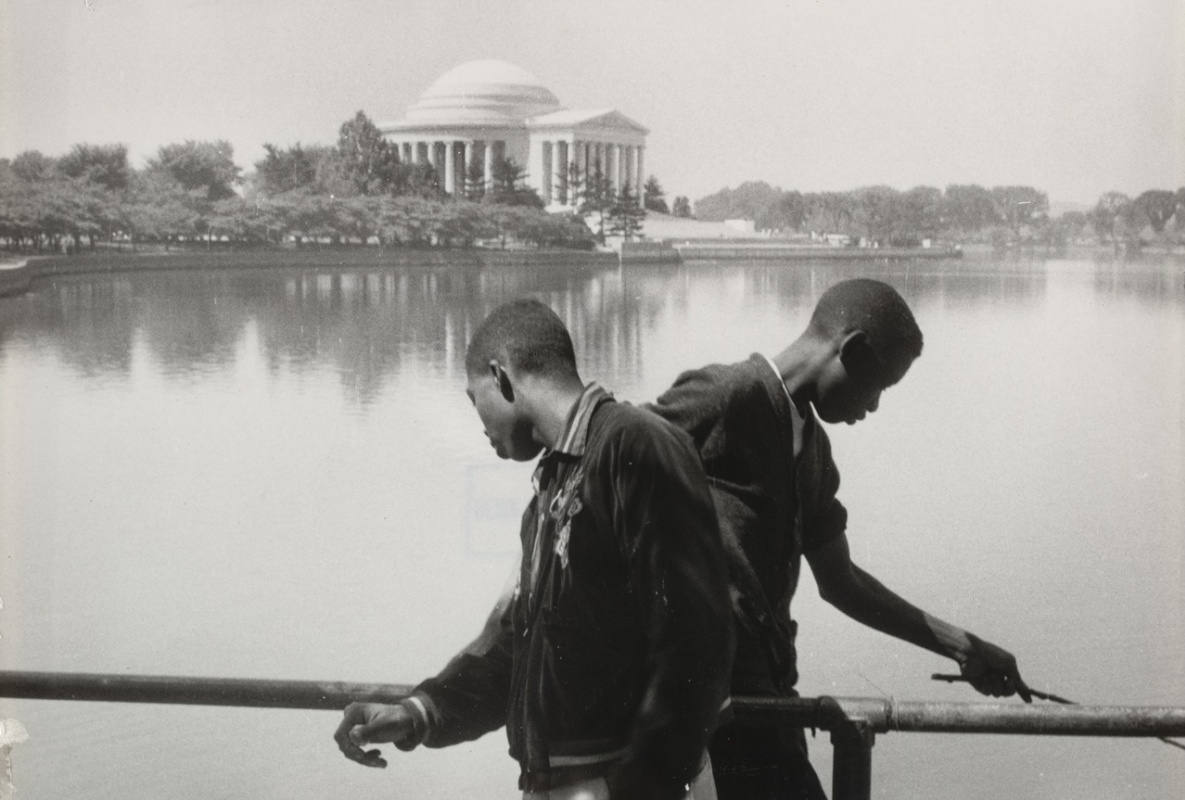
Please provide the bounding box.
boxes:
[536,140,644,207]
[390,137,645,208]
[394,139,506,196]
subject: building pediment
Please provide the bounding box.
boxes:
[528,109,650,136]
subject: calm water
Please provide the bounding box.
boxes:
[1,253,1182,799]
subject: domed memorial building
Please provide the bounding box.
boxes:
[380,60,648,209]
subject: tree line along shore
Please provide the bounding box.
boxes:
[691,182,1185,251]
[2,108,1182,256]
[0,112,655,256]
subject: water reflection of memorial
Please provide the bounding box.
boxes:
[2,256,1180,407]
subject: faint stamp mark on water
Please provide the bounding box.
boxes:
[464,464,527,556]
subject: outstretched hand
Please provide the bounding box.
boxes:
[333,702,415,768]
[960,634,1032,702]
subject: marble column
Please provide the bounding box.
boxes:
[556,140,569,205]
[445,140,456,195]
[541,141,553,205]
[483,141,494,189]
[573,140,584,201]
[610,144,621,194]
[636,146,645,206]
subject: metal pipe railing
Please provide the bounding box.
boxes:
[731,695,1185,738]
[0,671,413,710]
[3,671,1184,800]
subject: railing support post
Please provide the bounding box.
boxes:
[831,718,875,800]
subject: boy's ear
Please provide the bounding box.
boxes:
[838,330,871,360]
[490,360,515,402]
[839,330,881,377]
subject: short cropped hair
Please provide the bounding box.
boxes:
[808,279,924,363]
[466,298,578,378]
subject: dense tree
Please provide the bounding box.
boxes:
[694,181,781,221]
[484,204,525,249]
[565,161,587,211]
[0,153,125,251]
[672,196,692,218]
[943,184,999,232]
[463,158,487,201]
[148,140,241,201]
[208,196,276,244]
[1040,210,1091,249]
[642,175,669,214]
[404,162,444,200]
[756,190,805,232]
[10,150,57,183]
[254,143,323,196]
[900,186,943,240]
[607,184,646,241]
[803,192,854,234]
[991,185,1049,232]
[486,157,544,207]
[576,162,614,243]
[851,186,900,243]
[0,139,613,254]
[1133,190,1177,234]
[57,143,131,191]
[516,210,595,249]
[1090,191,1130,242]
[336,111,401,196]
[1116,196,1149,239]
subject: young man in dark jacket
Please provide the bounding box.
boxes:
[334,298,734,800]
[648,278,1030,799]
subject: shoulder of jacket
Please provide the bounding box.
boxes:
[593,401,691,450]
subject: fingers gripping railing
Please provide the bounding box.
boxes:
[4,672,1185,800]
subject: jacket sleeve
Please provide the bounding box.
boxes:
[643,366,727,449]
[600,418,735,800]
[800,418,848,553]
[401,577,516,749]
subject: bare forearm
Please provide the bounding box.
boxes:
[817,560,1030,699]
[822,563,968,661]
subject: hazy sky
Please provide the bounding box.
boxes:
[2,0,1181,205]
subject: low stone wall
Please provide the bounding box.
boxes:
[620,241,681,264]
[673,243,963,260]
[0,248,619,296]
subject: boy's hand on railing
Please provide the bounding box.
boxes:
[960,634,1032,702]
[334,702,415,768]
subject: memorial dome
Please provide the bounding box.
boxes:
[404,60,563,125]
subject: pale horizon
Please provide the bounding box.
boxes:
[2,0,1181,207]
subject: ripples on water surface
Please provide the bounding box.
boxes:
[1,253,1182,799]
